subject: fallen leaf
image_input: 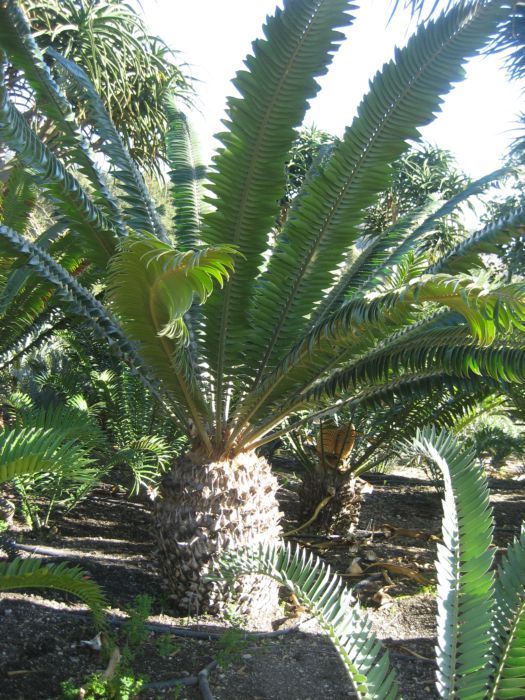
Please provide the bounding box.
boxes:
[347,557,363,576]
[366,561,430,584]
[102,646,121,680]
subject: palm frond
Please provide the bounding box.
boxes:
[0,162,36,235]
[0,308,62,371]
[245,372,501,451]
[200,0,354,437]
[165,99,207,251]
[0,0,125,233]
[427,207,525,276]
[16,400,106,451]
[0,222,181,423]
[246,0,506,386]
[0,65,117,266]
[219,542,399,699]
[231,275,525,444]
[489,525,525,699]
[108,237,237,447]
[48,47,167,242]
[0,425,91,482]
[0,556,107,628]
[408,427,494,698]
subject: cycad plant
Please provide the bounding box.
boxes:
[219,427,525,699]
[0,412,108,626]
[1,0,525,617]
[0,391,104,527]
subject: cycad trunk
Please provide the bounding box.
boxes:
[298,472,370,536]
[154,452,282,624]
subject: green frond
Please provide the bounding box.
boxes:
[427,207,525,276]
[0,308,61,371]
[108,237,237,444]
[0,222,177,422]
[219,542,398,700]
[352,167,510,302]
[244,372,501,452]
[0,162,36,235]
[232,275,525,442]
[348,380,500,474]
[0,222,67,317]
[165,99,207,251]
[0,556,107,628]
[0,0,125,233]
[17,401,106,452]
[294,328,525,415]
[246,0,506,386]
[113,435,174,496]
[200,0,355,435]
[0,65,117,267]
[48,47,167,242]
[409,427,494,698]
[312,200,443,329]
[488,526,525,699]
[0,425,91,482]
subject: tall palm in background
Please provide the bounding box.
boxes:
[1,0,525,618]
[4,0,193,171]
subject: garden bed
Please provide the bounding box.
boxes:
[1,468,524,700]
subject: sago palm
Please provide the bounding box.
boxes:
[1,0,525,618]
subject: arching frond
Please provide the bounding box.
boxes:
[219,542,398,699]
[0,66,117,266]
[0,425,91,482]
[0,557,107,628]
[108,237,237,447]
[408,428,494,698]
[246,1,506,386]
[48,47,167,242]
[0,0,125,231]
[165,99,207,251]
[489,526,525,699]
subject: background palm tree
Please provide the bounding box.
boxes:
[2,0,193,172]
[1,0,525,620]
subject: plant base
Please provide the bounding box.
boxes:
[154,452,282,625]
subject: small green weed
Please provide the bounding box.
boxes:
[61,673,144,700]
[216,627,250,669]
[61,595,152,699]
[155,633,180,658]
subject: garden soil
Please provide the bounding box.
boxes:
[1,465,524,700]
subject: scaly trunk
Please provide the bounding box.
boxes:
[154,451,282,624]
[298,471,371,536]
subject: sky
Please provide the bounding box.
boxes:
[136,0,523,180]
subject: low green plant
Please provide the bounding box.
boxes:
[215,627,251,669]
[155,633,180,659]
[119,594,152,652]
[0,391,107,528]
[219,427,525,699]
[61,595,152,700]
[61,673,144,700]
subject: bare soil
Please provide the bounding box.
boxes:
[1,466,524,700]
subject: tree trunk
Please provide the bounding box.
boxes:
[298,471,370,536]
[153,451,282,625]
